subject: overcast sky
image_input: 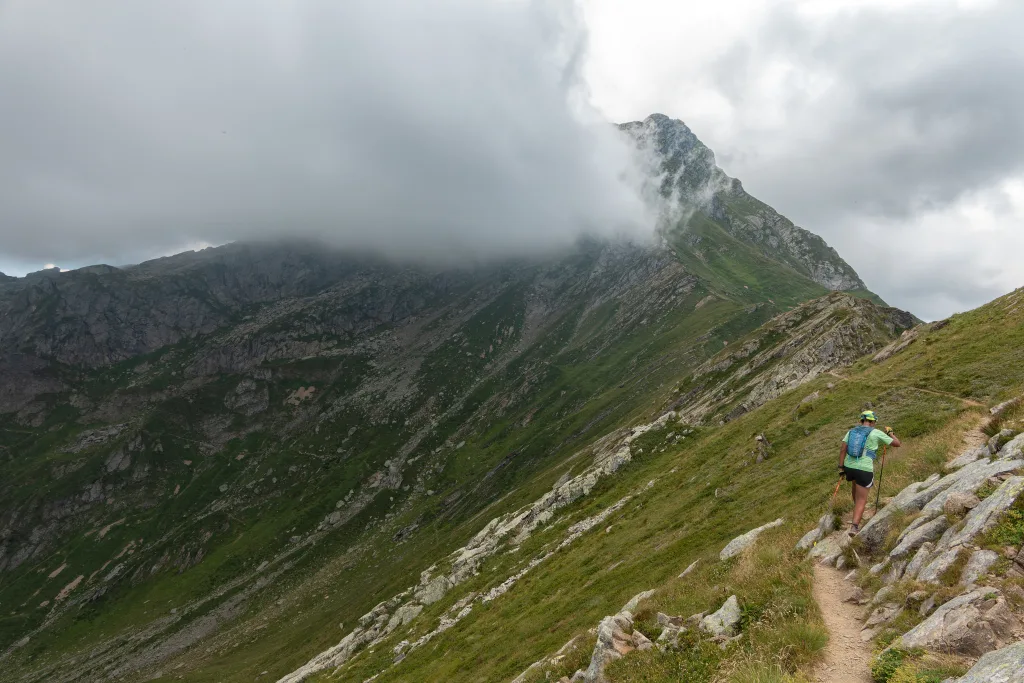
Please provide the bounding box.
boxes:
[1,0,1022,319]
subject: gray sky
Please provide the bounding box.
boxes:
[585,0,1024,319]
[2,0,1022,319]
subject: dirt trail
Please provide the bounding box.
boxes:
[812,564,872,683]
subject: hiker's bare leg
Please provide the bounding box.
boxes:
[852,483,869,526]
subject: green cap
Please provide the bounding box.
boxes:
[860,410,877,422]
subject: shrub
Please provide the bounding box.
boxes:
[872,648,907,683]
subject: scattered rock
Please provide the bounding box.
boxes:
[894,588,1019,656]
[720,518,784,560]
[864,603,901,629]
[807,531,850,567]
[795,513,835,551]
[678,560,699,579]
[700,595,741,637]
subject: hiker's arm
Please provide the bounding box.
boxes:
[889,436,901,448]
[838,442,847,468]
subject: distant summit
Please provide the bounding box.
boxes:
[620,114,865,292]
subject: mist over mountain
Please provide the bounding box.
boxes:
[0,0,657,267]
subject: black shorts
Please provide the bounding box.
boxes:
[844,466,874,488]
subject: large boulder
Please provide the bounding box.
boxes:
[720,518,784,560]
[894,588,1019,657]
[621,590,655,614]
[700,595,741,637]
[949,640,1024,682]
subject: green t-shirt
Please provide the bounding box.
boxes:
[842,427,894,472]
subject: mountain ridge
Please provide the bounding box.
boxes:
[0,114,918,682]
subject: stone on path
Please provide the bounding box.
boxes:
[795,514,835,551]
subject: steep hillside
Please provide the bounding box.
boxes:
[0,118,909,682]
[280,291,1022,683]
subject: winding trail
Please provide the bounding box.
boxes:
[812,565,872,683]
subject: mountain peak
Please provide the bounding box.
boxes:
[619,113,865,292]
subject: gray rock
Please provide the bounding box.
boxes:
[904,542,936,581]
[414,575,453,605]
[947,446,990,471]
[621,589,655,614]
[795,514,836,551]
[700,595,741,637]
[948,640,1024,682]
[918,595,936,617]
[895,588,1018,656]
[942,477,1024,550]
[919,460,1024,520]
[808,531,850,567]
[882,559,909,586]
[999,433,1024,460]
[944,492,981,519]
[864,603,901,629]
[678,560,699,578]
[858,473,946,550]
[917,548,962,584]
[584,612,634,683]
[720,518,784,560]
[889,515,949,560]
[989,429,1018,454]
[961,550,1000,586]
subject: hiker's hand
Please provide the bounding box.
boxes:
[838,466,845,476]
[884,426,895,436]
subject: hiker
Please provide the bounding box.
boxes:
[839,410,900,535]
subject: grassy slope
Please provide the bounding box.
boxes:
[320,288,1024,683]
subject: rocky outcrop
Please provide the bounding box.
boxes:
[949,640,1024,682]
[893,588,1018,656]
[673,294,912,424]
[720,518,784,560]
[583,612,636,683]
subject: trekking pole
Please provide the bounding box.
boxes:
[829,474,843,510]
[874,444,888,510]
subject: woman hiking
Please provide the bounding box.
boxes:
[839,410,900,535]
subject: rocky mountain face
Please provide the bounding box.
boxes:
[620,114,865,292]
[670,293,916,425]
[0,118,909,682]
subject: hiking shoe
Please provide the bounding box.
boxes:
[847,523,860,537]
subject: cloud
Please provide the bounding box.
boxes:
[0,0,652,267]
[585,0,1024,318]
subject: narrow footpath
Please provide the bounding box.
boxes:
[812,564,872,683]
